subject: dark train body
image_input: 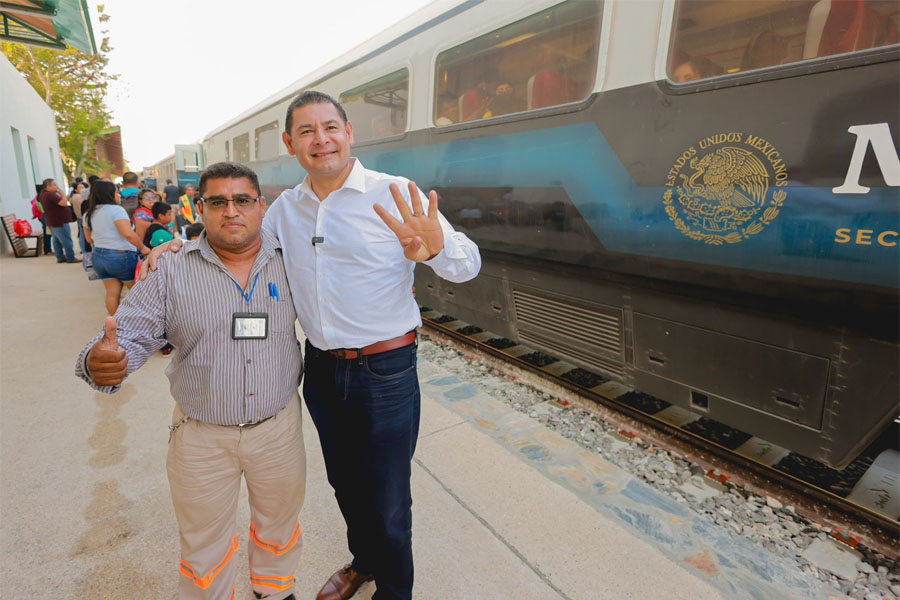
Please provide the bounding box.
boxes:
[190,0,899,468]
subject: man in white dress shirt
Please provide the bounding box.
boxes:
[272,91,480,600]
[144,91,480,600]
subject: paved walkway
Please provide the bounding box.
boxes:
[0,251,840,599]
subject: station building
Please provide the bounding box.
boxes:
[0,54,65,253]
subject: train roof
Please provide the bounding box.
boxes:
[203,0,470,142]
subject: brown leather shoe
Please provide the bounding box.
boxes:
[316,564,373,600]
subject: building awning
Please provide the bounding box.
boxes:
[1,0,97,55]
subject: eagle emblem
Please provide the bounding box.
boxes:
[664,136,787,245]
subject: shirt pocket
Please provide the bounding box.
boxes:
[264,284,298,334]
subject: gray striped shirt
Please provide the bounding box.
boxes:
[75,230,303,425]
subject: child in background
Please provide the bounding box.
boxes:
[144,201,177,357]
[144,202,175,249]
[185,222,205,241]
[132,190,158,243]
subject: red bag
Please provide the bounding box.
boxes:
[13,219,32,236]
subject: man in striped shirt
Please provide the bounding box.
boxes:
[76,162,305,600]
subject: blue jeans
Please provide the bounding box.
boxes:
[75,218,89,254]
[92,247,140,281]
[41,215,52,254]
[50,224,75,261]
[304,340,420,600]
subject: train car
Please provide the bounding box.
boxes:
[193,0,899,469]
[145,144,205,191]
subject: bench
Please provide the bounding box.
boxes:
[2,214,43,258]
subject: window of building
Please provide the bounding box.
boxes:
[434,0,602,126]
[340,69,409,143]
[27,136,39,185]
[668,0,899,83]
[225,140,230,161]
[48,147,57,179]
[255,121,280,161]
[233,133,250,164]
[10,127,29,197]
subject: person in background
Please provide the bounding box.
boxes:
[133,189,159,243]
[83,181,150,315]
[185,222,205,241]
[31,182,53,255]
[162,178,181,206]
[488,82,517,117]
[177,185,199,238]
[39,178,78,263]
[119,171,141,218]
[434,92,458,126]
[84,174,97,200]
[741,30,789,71]
[144,202,175,249]
[71,182,90,255]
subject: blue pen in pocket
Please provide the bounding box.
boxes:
[268,282,280,301]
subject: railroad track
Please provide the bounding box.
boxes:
[419,307,900,560]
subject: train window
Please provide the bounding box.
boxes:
[255,121,279,161]
[340,68,409,143]
[233,133,250,164]
[434,0,602,126]
[668,0,899,83]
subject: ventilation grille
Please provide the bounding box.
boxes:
[513,289,624,377]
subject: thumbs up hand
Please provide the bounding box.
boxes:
[86,317,128,386]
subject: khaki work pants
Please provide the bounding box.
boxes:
[166,394,306,600]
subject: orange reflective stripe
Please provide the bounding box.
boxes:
[250,573,295,582]
[229,587,235,600]
[249,522,301,556]
[249,573,295,592]
[179,535,239,589]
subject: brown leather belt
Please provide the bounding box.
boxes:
[327,331,416,360]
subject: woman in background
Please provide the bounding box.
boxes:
[83,181,150,315]
[132,189,158,244]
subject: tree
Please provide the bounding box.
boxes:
[1,6,118,181]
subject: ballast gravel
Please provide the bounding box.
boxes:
[418,336,900,600]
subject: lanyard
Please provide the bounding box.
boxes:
[232,272,260,304]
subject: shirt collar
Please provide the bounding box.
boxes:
[186,228,281,263]
[298,157,367,199]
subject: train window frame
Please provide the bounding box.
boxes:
[232,132,250,164]
[658,0,900,94]
[339,65,411,147]
[429,0,605,131]
[254,120,280,162]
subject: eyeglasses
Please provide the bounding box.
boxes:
[200,196,260,211]
[144,195,158,201]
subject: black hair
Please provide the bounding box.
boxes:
[166,179,173,184]
[87,174,99,185]
[151,201,172,219]
[198,161,261,198]
[84,180,118,229]
[185,222,205,240]
[123,171,138,185]
[138,189,156,203]
[42,178,55,187]
[284,90,348,134]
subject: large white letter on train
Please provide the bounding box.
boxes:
[832,123,900,194]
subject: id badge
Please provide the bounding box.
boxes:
[232,312,268,339]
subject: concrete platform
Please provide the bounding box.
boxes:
[0,252,842,599]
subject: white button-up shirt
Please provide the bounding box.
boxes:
[263,158,481,350]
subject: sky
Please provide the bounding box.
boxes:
[96,0,434,170]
